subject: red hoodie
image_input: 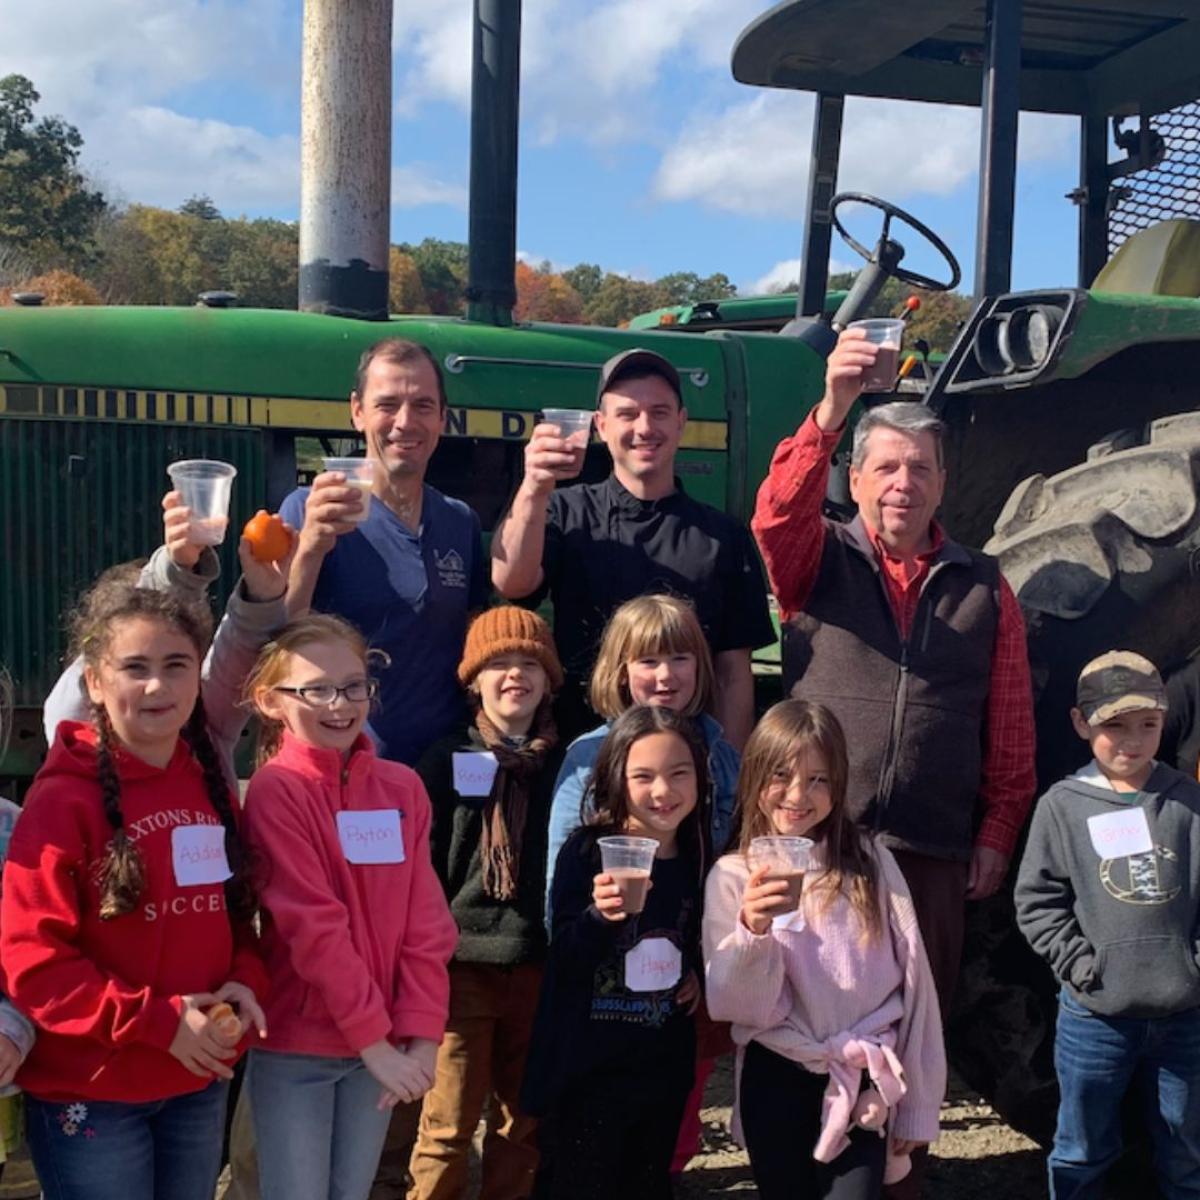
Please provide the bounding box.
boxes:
[244,731,456,1057]
[0,722,267,1104]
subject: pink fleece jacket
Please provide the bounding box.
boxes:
[244,731,456,1057]
[702,838,945,1154]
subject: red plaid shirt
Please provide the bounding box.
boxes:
[751,412,1037,858]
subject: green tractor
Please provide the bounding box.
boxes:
[3,0,1200,1146]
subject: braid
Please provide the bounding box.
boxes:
[94,707,147,919]
[186,704,257,922]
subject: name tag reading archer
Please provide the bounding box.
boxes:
[452,752,498,798]
[172,824,232,886]
[1087,808,1153,859]
[337,810,405,865]
[625,936,682,993]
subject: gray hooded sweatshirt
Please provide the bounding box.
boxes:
[1015,761,1200,1019]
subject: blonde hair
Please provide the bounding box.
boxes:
[243,614,378,765]
[734,700,881,941]
[588,594,714,720]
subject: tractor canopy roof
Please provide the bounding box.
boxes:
[733,0,1200,118]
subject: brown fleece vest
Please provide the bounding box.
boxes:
[783,517,1000,862]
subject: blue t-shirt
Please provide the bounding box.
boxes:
[279,484,487,765]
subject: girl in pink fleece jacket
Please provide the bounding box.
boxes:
[702,700,945,1200]
[241,615,457,1200]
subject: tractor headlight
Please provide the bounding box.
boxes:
[1006,305,1060,370]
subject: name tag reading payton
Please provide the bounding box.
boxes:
[171,824,232,887]
[337,809,405,865]
[625,937,682,993]
[452,751,499,798]
[1087,807,1154,859]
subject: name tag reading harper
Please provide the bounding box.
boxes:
[625,937,682,993]
[172,824,232,886]
[337,810,405,865]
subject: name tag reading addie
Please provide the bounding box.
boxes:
[172,824,232,887]
[1087,808,1153,859]
[452,751,498,798]
[337,810,405,865]
[625,937,682,993]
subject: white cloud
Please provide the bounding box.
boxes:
[653,92,1079,219]
[745,256,855,295]
[392,167,466,211]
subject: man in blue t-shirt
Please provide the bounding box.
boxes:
[282,337,487,766]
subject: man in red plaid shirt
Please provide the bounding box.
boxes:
[752,326,1037,1022]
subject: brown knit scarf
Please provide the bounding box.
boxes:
[473,698,558,901]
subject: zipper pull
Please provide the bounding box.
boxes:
[899,642,910,670]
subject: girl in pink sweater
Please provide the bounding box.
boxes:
[241,615,457,1200]
[702,700,944,1200]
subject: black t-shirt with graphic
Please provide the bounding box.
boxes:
[520,826,699,1115]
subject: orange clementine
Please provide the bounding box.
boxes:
[242,510,290,563]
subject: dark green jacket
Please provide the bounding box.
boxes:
[418,726,564,967]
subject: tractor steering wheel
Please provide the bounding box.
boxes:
[831,192,961,292]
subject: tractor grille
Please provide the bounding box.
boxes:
[1108,100,1200,252]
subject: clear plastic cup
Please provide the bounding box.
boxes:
[166,460,237,546]
[541,407,594,449]
[848,318,905,392]
[322,457,377,525]
[598,835,658,915]
[748,835,814,910]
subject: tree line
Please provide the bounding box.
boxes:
[0,73,970,345]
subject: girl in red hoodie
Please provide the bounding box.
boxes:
[241,614,456,1200]
[0,581,268,1200]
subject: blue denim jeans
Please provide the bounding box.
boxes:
[247,1048,393,1200]
[25,1081,229,1200]
[1051,991,1200,1199]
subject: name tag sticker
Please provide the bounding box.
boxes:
[772,908,807,933]
[1087,808,1153,859]
[171,824,232,886]
[625,936,682,993]
[452,752,498,798]
[337,810,405,865]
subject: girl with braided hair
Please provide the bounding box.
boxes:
[0,579,269,1200]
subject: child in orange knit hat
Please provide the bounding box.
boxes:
[407,607,564,1200]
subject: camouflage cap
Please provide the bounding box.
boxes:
[1076,650,1167,726]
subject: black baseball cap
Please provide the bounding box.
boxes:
[595,348,682,407]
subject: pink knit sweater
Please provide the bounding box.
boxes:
[702,839,945,1151]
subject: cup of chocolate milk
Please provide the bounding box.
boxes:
[748,836,814,910]
[847,318,905,393]
[598,835,658,915]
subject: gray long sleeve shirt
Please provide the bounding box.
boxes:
[1015,760,1200,1018]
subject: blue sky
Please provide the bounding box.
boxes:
[0,0,1084,296]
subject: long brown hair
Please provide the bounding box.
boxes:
[243,613,379,766]
[585,705,711,883]
[588,594,715,720]
[734,700,881,940]
[71,582,256,922]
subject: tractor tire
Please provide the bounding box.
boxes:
[949,413,1200,1148]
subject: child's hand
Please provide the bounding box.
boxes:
[406,1037,439,1084]
[0,1032,22,1087]
[361,1040,434,1108]
[163,491,206,569]
[740,864,794,935]
[212,979,268,1040]
[592,871,634,922]
[168,995,238,1079]
[237,524,298,603]
[676,970,701,1015]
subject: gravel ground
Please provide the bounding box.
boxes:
[678,1057,1047,1199]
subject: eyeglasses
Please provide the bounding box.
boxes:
[273,679,378,706]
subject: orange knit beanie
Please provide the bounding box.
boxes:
[458,606,564,691]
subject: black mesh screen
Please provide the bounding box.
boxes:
[1108,101,1200,252]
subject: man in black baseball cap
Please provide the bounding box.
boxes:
[491,346,772,747]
